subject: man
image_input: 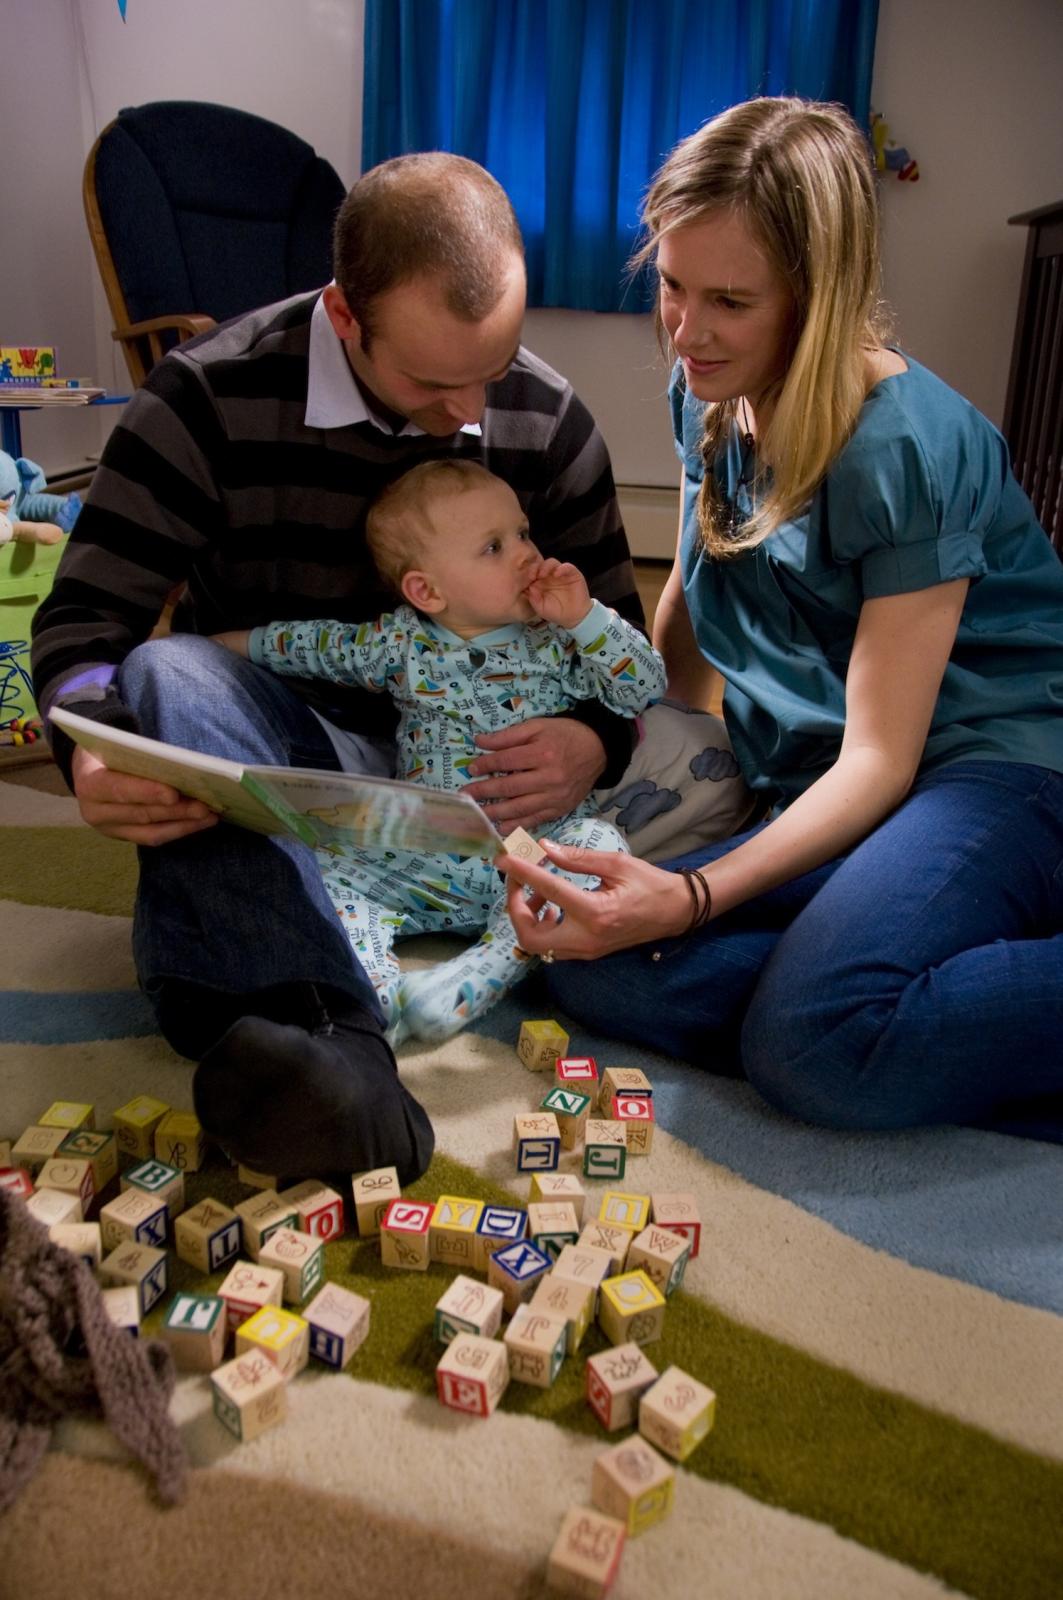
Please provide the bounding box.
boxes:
[33,153,748,1184]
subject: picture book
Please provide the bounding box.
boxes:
[50,707,505,859]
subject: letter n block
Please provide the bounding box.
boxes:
[436,1333,510,1417]
[212,1350,287,1441]
[639,1364,717,1462]
[487,1238,553,1314]
[305,1283,371,1369]
[380,1199,434,1270]
[598,1270,666,1348]
[517,1018,570,1072]
[162,1292,227,1372]
[526,1200,580,1262]
[591,1436,675,1537]
[547,1506,626,1598]
[540,1087,591,1151]
[586,1341,659,1432]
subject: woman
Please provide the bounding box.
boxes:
[499,97,1063,1140]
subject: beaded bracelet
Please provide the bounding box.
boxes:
[677,866,714,934]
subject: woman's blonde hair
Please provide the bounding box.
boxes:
[636,97,890,557]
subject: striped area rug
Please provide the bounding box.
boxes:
[1,765,1060,1600]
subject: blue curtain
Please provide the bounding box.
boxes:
[363,0,879,312]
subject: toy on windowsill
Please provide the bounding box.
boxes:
[0,450,81,546]
[870,111,920,183]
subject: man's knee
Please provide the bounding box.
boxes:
[118,634,230,712]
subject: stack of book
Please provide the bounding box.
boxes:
[0,347,104,406]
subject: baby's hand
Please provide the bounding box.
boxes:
[211,629,252,656]
[524,559,592,631]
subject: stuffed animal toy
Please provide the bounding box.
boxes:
[0,450,81,546]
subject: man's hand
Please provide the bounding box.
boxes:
[523,559,592,632]
[461,716,606,831]
[72,746,220,846]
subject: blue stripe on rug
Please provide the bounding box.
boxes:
[1,990,159,1043]
[473,993,1063,1318]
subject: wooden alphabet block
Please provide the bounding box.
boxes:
[581,1121,626,1181]
[528,1172,586,1223]
[120,1157,185,1220]
[513,1112,561,1173]
[585,1342,659,1432]
[98,1188,167,1252]
[528,1273,594,1354]
[597,1067,653,1115]
[473,1204,528,1271]
[35,1157,94,1216]
[235,1304,310,1381]
[217,1260,285,1333]
[436,1332,510,1417]
[26,1187,82,1227]
[0,1167,34,1200]
[278,1178,346,1240]
[552,1243,614,1312]
[501,825,548,863]
[526,1200,580,1261]
[12,1125,67,1173]
[49,1222,103,1269]
[626,1225,691,1297]
[516,1017,570,1073]
[612,1096,655,1156]
[590,1435,675,1537]
[540,1086,592,1151]
[234,1190,299,1261]
[598,1270,666,1347]
[597,1191,651,1235]
[112,1096,169,1162]
[174,1197,241,1273]
[429,1194,485,1268]
[639,1364,717,1461]
[503,1304,568,1387]
[211,1350,288,1441]
[380,1198,435,1270]
[39,1101,95,1132]
[304,1283,370,1369]
[649,1192,702,1259]
[434,1274,504,1344]
[100,1285,141,1336]
[555,1056,599,1094]
[578,1221,631,1275]
[486,1237,553,1314]
[258,1226,326,1303]
[162,1292,228,1372]
[351,1166,401,1236]
[153,1109,206,1172]
[547,1506,626,1599]
[58,1129,119,1194]
[99,1241,168,1316]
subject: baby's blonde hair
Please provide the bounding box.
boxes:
[366,458,499,593]
[635,96,891,557]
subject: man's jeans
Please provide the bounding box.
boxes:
[547,760,1063,1134]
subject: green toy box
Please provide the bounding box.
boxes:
[0,537,65,723]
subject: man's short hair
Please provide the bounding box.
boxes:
[333,153,524,348]
[366,458,499,593]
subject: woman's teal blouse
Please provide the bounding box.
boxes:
[672,355,1063,805]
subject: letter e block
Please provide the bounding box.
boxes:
[436,1333,510,1417]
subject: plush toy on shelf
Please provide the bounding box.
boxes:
[0,450,82,546]
[870,111,919,183]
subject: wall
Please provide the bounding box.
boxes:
[3,0,1061,491]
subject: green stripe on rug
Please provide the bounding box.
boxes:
[150,1152,1061,1600]
[0,826,138,915]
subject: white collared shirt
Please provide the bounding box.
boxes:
[304,292,482,438]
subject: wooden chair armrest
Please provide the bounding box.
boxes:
[114,313,216,340]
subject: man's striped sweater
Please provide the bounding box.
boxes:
[32,291,643,775]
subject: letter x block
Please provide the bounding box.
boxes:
[211,1350,287,1442]
[99,1241,168,1316]
[591,1435,675,1537]
[527,1200,580,1261]
[487,1238,553,1314]
[99,1187,167,1252]
[430,1195,484,1268]
[434,1274,504,1344]
[598,1270,666,1348]
[514,1112,561,1173]
[259,1226,326,1303]
[278,1178,346,1240]
[540,1087,591,1151]
[174,1197,241,1273]
[547,1506,626,1599]
[582,1120,626,1181]
[235,1304,310,1381]
[639,1364,717,1462]
[120,1157,185,1222]
[528,1172,586,1223]
[649,1191,702,1259]
[586,1341,659,1432]
[436,1332,510,1417]
[305,1283,371,1369]
[517,1018,570,1072]
[351,1166,401,1237]
[162,1292,228,1372]
[613,1096,655,1157]
[380,1198,435,1270]
[473,1204,528,1271]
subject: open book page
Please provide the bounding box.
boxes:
[50,707,504,858]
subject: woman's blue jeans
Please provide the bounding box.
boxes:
[547,760,1063,1133]
[118,635,385,1056]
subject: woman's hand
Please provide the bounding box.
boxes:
[498,840,691,960]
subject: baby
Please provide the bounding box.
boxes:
[214,458,665,1043]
